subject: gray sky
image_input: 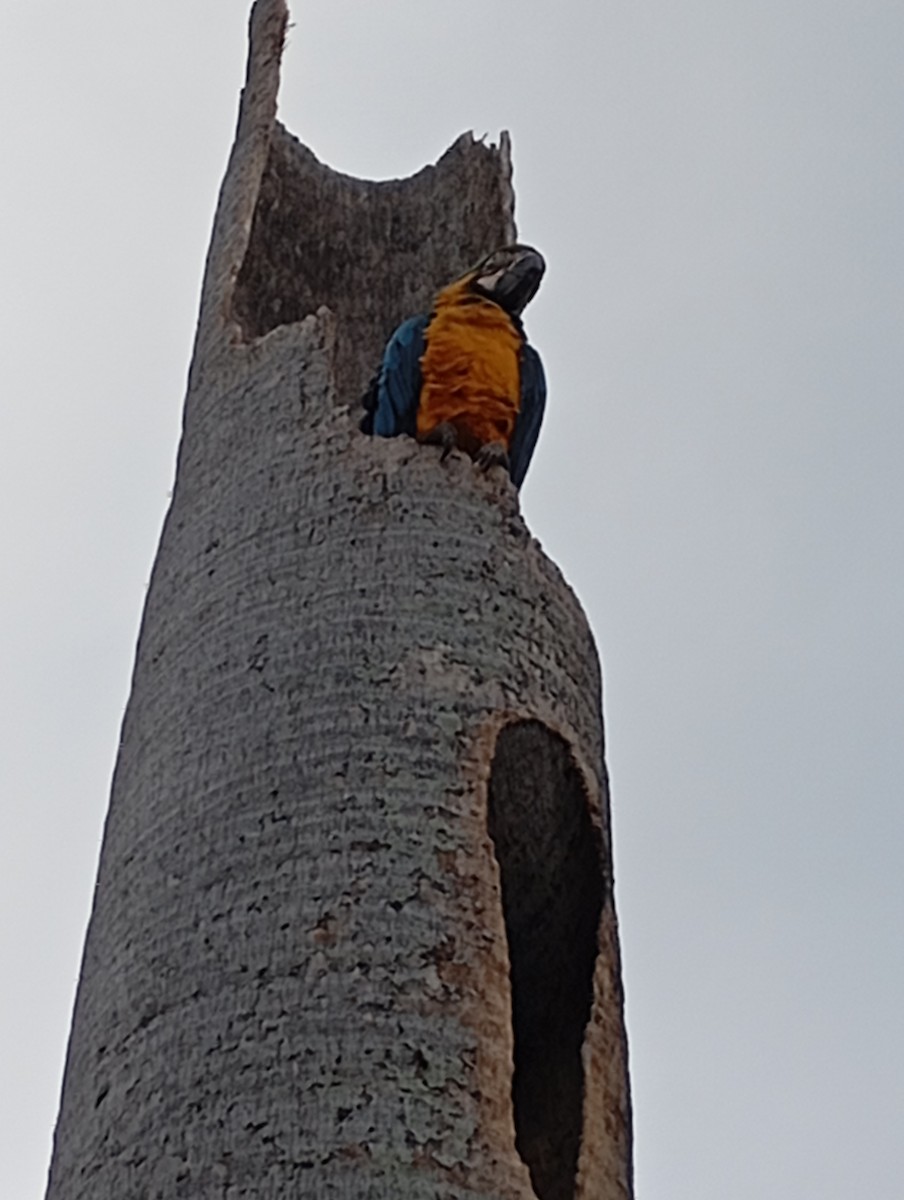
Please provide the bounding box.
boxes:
[2,1,902,1196]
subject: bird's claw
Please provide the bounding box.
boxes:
[423,421,459,461]
[475,442,510,473]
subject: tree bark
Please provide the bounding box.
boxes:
[45,2,632,1198]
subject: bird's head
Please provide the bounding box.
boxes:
[464,243,546,316]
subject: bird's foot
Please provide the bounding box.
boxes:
[475,441,510,473]
[423,421,459,461]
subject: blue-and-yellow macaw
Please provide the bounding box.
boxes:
[361,244,547,488]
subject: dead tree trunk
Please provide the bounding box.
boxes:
[45,3,632,1198]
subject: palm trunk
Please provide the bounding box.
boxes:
[45,3,632,1197]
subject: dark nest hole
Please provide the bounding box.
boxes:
[487,721,605,1200]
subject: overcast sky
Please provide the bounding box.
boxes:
[2,2,902,1196]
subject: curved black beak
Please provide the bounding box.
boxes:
[495,247,546,315]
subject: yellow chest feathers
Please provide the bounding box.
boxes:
[417,283,523,452]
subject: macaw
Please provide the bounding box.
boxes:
[361,244,547,488]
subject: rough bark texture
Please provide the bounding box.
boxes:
[45,2,632,1198]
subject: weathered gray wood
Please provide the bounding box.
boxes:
[45,2,632,1197]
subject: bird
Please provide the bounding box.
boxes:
[361,244,547,487]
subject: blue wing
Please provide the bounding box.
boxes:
[509,344,546,487]
[367,314,428,438]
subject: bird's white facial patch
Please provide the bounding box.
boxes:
[476,267,505,293]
